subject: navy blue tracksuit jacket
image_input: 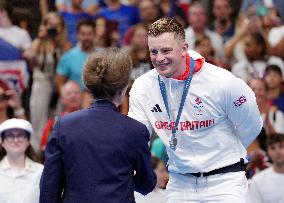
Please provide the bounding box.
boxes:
[40,100,156,203]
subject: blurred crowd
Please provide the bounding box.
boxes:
[0,0,284,202]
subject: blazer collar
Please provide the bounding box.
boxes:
[91,99,117,111]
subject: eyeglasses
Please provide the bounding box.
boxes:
[3,131,29,143]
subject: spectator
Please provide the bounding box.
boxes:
[60,0,92,46]
[123,0,159,46]
[99,0,140,44]
[240,0,284,24]
[122,0,139,6]
[246,133,284,203]
[268,24,284,59]
[232,33,267,82]
[0,81,10,124]
[185,1,224,60]
[178,0,191,17]
[56,0,99,15]
[210,0,235,42]
[10,0,42,37]
[248,78,284,135]
[25,12,71,151]
[13,8,34,38]
[135,156,168,203]
[0,0,31,57]
[126,24,153,84]
[0,80,26,125]
[159,0,188,28]
[56,19,97,91]
[246,77,284,172]
[94,16,120,48]
[231,32,284,83]
[194,34,229,69]
[225,5,280,64]
[0,38,22,60]
[224,13,261,64]
[0,118,43,203]
[246,145,270,179]
[40,80,82,151]
[0,1,27,60]
[256,6,282,37]
[138,0,159,27]
[264,65,284,113]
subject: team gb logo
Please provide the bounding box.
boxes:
[194,97,203,116]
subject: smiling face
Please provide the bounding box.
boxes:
[268,140,284,167]
[148,32,188,78]
[264,70,283,90]
[2,129,30,157]
[77,24,95,51]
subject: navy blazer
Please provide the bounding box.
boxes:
[40,100,156,203]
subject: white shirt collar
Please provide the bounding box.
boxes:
[0,156,38,172]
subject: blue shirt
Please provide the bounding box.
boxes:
[56,0,98,9]
[273,92,284,113]
[100,5,140,41]
[60,11,92,46]
[56,46,90,89]
[40,100,156,202]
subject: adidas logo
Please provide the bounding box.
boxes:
[151,104,162,112]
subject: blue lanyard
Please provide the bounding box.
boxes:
[158,57,195,150]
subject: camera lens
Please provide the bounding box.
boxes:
[47,27,58,38]
[219,18,227,27]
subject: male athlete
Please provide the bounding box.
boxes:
[128,18,263,202]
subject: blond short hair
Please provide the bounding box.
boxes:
[83,48,132,100]
[148,17,185,41]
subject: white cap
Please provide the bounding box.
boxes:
[0,118,33,138]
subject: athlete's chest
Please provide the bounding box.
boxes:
[145,77,225,132]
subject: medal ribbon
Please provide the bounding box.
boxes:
[158,55,195,150]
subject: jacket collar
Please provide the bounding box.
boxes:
[90,99,118,111]
[174,52,204,80]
